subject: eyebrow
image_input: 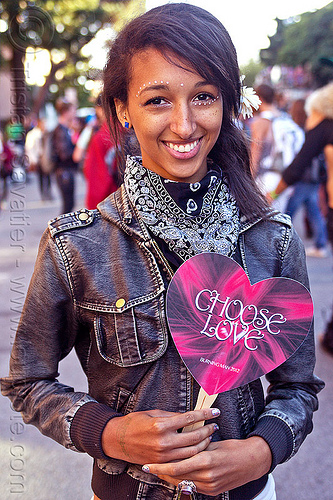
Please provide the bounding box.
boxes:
[137,80,213,96]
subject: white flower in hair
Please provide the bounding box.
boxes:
[240,75,261,119]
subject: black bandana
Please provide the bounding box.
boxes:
[124,156,240,263]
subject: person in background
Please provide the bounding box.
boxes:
[289,99,307,130]
[322,143,333,353]
[83,97,120,209]
[0,130,13,209]
[250,85,304,212]
[53,98,78,214]
[273,83,333,197]
[250,84,279,178]
[25,118,53,201]
[1,5,324,500]
[283,98,328,257]
[272,83,333,349]
[73,114,99,168]
[72,116,87,145]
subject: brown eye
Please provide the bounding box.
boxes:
[144,97,168,106]
[192,92,219,107]
[194,93,214,101]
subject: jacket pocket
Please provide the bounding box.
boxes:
[93,293,168,367]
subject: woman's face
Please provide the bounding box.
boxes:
[115,48,223,183]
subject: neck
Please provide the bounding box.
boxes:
[259,102,276,113]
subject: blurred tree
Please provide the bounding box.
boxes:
[259,18,285,68]
[240,59,264,87]
[260,2,333,87]
[0,0,144,124]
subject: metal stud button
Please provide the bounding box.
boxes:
[115,298,126,308]
[78,211,89,221]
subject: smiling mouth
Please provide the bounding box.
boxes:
[164,139,201,153]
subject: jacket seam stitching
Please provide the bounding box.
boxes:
[279,225,290,268]
[53,235,75,300]
[114,314,125,365]
[131,307,142,361]
[54,235,81,323]
[76,288,164,312]
[238,233,250,278]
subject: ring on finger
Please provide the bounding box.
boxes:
[177,479,197,496]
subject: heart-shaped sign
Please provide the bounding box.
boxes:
[166,253,313,395]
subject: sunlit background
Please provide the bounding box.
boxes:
[146,0,332,65]
[0,0,332,124]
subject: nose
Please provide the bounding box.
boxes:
[169,102,196,139]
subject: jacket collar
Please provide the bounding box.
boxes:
[239,210,292,233]
[98,186,292,239]
[97,185,151,241]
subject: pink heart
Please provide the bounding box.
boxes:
[166,253,313,395]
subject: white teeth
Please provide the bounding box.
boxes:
[166,140,199,153]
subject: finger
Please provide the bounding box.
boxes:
[175,422,219,448]
[143,451,208,477]
[152,474,192,489]
[169,434,213,461]
[147,421,217,464]
[147,409,183,418]
[165,408,221,432]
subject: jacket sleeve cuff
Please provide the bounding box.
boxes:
[248,415,294,473]
[70,401,123,459]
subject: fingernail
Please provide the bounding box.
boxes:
[214,423,219,431]
[142,465,150,473]
[211,408,220,416]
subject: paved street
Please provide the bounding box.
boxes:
[0,172,332,499]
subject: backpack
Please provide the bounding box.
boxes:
[269,113,305,172]
[40,129,57,174]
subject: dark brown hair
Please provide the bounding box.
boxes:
[255,84,275,105]
[102,3,268,217]
[55,98,74,116]
[289,99,307,129]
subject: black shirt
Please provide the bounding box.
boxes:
[282,119,333,186]
[53,123,77,170]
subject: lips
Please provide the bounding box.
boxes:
[163,138,202,159]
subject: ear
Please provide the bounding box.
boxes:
[114,98,131,129]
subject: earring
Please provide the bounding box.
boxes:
[124,115,130,129]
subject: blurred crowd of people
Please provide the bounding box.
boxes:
[247,81,333,354]
[0,95,122,214]
[248,82,331,259]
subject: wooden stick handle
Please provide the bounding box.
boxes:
[182,388,218,432]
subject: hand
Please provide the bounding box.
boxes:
[143,436,272,496]
[101,407,220,465]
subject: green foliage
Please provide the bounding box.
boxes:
[0,0,132,110]
[260,18,285,67]
[0,0,122,56]
[240,59,264,87]
[260,2,333,86]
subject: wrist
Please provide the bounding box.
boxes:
[245,436,272,477]
[101,415,128,460]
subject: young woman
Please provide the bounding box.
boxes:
[1,4,324,500]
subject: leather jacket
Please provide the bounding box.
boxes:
[1,185,324,500]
